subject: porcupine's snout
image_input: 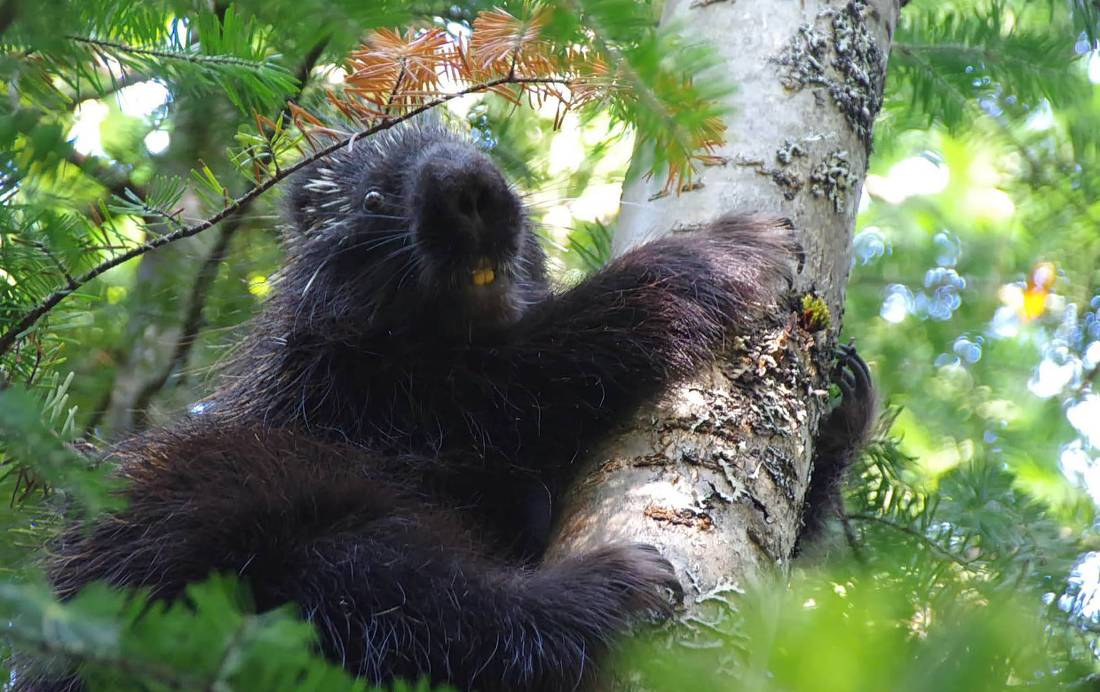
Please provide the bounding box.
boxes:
[408,141,523,291]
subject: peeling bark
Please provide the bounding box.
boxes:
[547,0,901,633]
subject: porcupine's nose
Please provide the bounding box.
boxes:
[411,141,521,286]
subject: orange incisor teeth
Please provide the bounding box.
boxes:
[471,259,495,286]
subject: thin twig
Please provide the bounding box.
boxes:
[847,513,977,569]
[70,69,153,109]
[129,218,239,428]
[279,35,329,125]
[0,74,570,358]
[128,38,330,425]
[67,35,281,72]
[36,243,77,290]
[66,149,147,201]
[839,512,867,565]
[0,0,18,39]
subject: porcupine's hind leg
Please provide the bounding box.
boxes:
[798,344,877,544]
[277,530,682,691]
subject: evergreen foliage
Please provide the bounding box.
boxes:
[1,0,1099,689]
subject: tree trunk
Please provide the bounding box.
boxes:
[547,0,901,633]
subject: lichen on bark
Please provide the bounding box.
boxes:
[775,0,888,152]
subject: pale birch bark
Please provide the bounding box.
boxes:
[548,0,902,635]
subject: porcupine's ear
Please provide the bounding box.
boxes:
[283,169,314,234]
[283,164,323,238]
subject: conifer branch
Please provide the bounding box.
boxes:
[0,74,570,358]
[67,35,277,71]
[3,6,725,360]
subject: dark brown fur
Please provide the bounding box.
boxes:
[800,344,877,545]
[27,121,871,691]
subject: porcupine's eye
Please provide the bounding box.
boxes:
[363,189,385,211]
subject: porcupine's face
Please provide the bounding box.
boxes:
[285,120,547,336]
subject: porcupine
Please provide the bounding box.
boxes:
[31,119,875,691]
